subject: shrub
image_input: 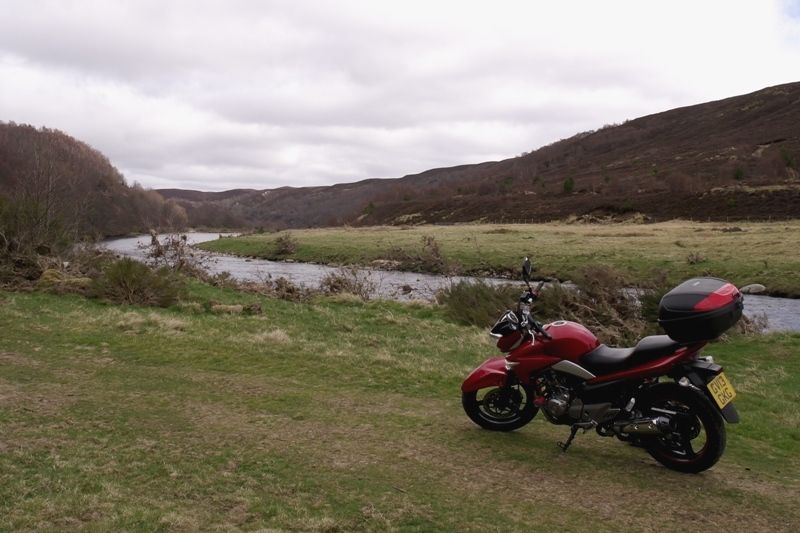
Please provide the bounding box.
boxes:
[687,251,706,265]
[734,312,768,336]
[0,195,77,258]
[274,233,298,256]
[319,267,376,300]
[383,235,452,274]
[90,258,183,307]
[436,266,659,343]
[563,176,575,194]
[0,253,44,286]
[68,244,117,278]
[436,279,519,327]
[781,148,796,169]
[239,274,313,302]
[269,276,307,300]
[2,241,114,290]
[420,235,446,270]
[141,233,209,277]
[534,267,648,346]
[498,176,513,194]
[534,266,672,346]
[206,271,239,289]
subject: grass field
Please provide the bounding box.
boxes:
[1,285,799,531]
[200,221,800,297]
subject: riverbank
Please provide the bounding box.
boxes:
[103,232,800,332]
[199,221,800,297]
[1,285,799,530]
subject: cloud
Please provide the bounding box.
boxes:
[0,0,798,190]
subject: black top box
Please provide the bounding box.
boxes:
[658,277,744,343]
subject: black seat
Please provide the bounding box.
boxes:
[580,335,684,375]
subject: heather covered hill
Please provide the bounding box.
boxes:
[162,82,800,228]
[0,123,186,251]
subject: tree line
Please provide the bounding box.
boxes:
[0,122,187,255]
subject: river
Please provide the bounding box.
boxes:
[102,233,800,333]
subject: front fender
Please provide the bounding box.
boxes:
[461,357,507,392]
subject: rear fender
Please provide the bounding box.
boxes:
[673,359,740,424]
[461,357,507,392]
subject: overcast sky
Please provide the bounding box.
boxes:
[1,0,799,191]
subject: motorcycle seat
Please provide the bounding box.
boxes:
[580,335,684,375]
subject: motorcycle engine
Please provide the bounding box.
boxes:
[536,370,622,426]
[536,372,573,422]
[545,389,571,418]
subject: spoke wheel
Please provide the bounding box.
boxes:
[640,384,726,473]
[462,384,537,432]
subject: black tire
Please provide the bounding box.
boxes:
[462,384,538,432]
[639,383,726,473]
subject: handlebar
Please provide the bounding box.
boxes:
[534,279,545,296]
[518,279,551,340]
[531,319,552,340]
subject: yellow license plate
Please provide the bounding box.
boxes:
[708,372,736,409]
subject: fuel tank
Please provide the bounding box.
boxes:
[542,321,600,361]
[542,320,599,361]
[509,320,600,362]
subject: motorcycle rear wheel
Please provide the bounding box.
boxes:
[462,384,538,432]
[640,383,726,473]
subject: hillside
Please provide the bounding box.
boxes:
[0,123,186,250]
[161,82,800,228]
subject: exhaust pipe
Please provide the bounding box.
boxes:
[616,416,672,435]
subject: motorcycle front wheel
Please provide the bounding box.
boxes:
[462,383,538,432]
[640,383,726,473]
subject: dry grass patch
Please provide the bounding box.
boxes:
[371,349,397,364]
[0,351,41,367]
[210,303,244,314]
[115,311,189,335]
[0,379,79,420]
[158,512,201,531]
[247,329,291,344]
[176,301,204,314]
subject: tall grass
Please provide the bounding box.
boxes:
[436,280,520,327]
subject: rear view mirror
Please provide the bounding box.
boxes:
[522,257,532,282]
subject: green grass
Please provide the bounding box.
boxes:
[201,221,800,296]
[1,287,799,531]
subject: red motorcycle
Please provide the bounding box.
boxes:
[461,260,742,473]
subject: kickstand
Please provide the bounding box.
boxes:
[558,422,596,452]
[558,425,580,452]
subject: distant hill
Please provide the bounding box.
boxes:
[161,82,800,228]
[0,123,186,250]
